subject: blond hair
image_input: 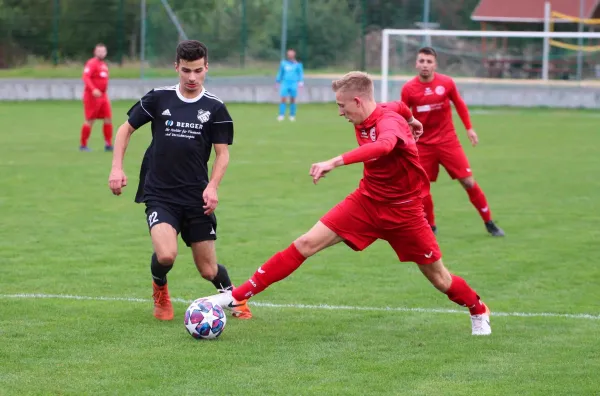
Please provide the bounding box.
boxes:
[331,71,374,98]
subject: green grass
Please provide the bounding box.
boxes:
[1,102,599,395]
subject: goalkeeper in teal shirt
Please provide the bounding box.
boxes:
[276,49,304,121]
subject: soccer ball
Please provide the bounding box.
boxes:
[184,298,227,340]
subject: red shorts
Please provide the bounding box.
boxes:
[320,191,441,265]
[418,141,472,182]
[83,93,112,120]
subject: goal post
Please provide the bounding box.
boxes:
[380,28,600,102]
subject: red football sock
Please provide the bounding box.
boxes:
[232,243,307,301]
[466,183,492,223]
[423,194,435,227]
[103,123,113,146]
[445,274,486,315]
[80,124,91,147]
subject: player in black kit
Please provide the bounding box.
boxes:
[108,40,252,321]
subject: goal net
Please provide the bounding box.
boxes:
[380,28,600,102]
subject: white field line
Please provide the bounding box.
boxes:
[1,293,599,320]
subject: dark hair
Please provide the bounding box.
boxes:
[418,46,437,58]
[176,40,208,64]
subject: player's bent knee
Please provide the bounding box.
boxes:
[418,259,452,292]
[294,222,342,258]
[197,263,218,280]
[155,250,177,266]
[459,176,475,189]
[293,234,319,257]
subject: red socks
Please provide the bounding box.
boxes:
[422,194,435,227]
[466,183,492,223]
[445,275,486,315]
[103,123,113,147]
[232,243,307,301]
[80,124,91,147]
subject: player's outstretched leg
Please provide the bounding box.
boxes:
[80,120,93,151]
[459,177,504,237]
[418,259,491,335]
[149,223,178,321]
[203,221,342,309]
[191,240,252,320]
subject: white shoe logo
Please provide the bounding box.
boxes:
[424,251,433,258]
[162,109,171,116]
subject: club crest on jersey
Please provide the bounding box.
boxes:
[369,127,376,142]
[435,86,445,95]
[197,109,211,123]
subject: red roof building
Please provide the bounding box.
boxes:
[472,0,600,23]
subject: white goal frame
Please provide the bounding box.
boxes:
[380,28,600,102]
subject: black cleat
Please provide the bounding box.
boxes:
[104,145,114,152]
[431,225,438,235]
[485,221,505,237]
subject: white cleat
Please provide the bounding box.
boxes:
[200,290,253,318]
[289,116,295,122]
[202,291,234,309]
[277,115,284,122]
[471,303,492,336]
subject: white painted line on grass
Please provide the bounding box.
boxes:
[3,293,600,320]
[2,293,599,321]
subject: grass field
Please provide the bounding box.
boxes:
[1,101,599,395]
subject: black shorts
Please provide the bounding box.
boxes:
[144,200,217,247]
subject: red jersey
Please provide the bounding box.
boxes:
[342,105,430,204]
[401,73,472,145]
[82,57,109,94]
[380,100,413,122]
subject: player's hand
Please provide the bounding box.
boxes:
[310,160,336,184]
[108,168,127,196]
[408,118,424,142]
[92,89,102,98]
[467,128,479,147]
[203,185,219,215]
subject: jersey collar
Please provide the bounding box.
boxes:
[357,105,383,128]
[175,84,206,103]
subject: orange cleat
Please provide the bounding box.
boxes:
[152,282,174,321]
[230,298,253,320]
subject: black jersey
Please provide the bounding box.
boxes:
[127,84,233,206]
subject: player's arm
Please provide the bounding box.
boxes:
[275,61,284,84]
[448,79,478,146]
[382,101,423,141]
[203,104,234,215]
[82,61,101,97]
[310,123,402,184]
[108,92,155,195]
[298,62,304,87]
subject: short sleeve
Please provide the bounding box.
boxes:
[210,104,234,145]
[127,90,156,130]
[400,84,411,106]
